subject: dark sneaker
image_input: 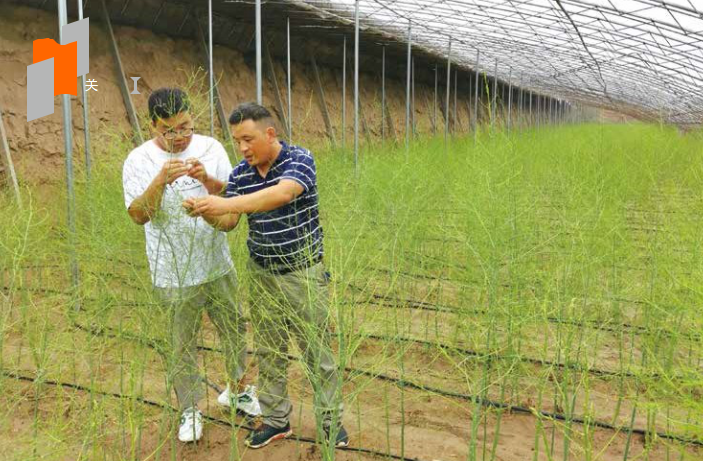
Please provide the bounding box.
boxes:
[324,425,350,448]
[245,422,292,449]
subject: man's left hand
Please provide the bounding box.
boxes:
[183,195,231,217]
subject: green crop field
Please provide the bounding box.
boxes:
[1,123,702,461]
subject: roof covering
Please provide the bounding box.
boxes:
[282,0,703,125]
[11,0,703,125]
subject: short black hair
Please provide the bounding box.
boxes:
[148,88,190,122]
[229,102,274,126]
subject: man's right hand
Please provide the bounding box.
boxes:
[156,159,189,186]
[128,159,188,225]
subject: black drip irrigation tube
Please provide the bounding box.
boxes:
[68,317,703,448]
[0,370,423,461]
[12,256,703,342]
[343,299,697,382]
[3,282,700,381]
[4,278,701,381]
[367,213,700,247]
[389,246,697,292]
[4,274,703,446]
[363,334,640,380]
[53,284,693,385]
[349,279,703,343]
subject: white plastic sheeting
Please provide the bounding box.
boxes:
[287,0,703,124]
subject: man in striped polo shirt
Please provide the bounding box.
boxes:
[183,103,348,450]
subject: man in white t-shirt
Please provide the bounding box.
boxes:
[122,88,260,443]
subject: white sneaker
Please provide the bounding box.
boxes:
[178,407,203,443]
[217,384,262,417]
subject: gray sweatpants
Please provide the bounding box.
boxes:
[248,260,344,429]
[156,270,247,411]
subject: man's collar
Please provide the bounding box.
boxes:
[250,140,287,176]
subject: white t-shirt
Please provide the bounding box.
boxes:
[122,134,234,288]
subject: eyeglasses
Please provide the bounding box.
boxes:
[161,127,194,140]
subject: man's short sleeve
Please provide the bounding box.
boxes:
[122,151,150,209]
[279,149,317,192]
[224,166,242,198]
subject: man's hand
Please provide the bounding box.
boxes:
[183,195,231,217]
[127,159,188,225]
[185,157,226,195]
[185,158,208,183]
[157,159,189,186]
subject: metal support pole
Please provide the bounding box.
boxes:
[467,72,472,131]
[59,0,80,307]
[453,69,458,132]
[491,59,498,131]
[552,99,556,125]
[195,15,235,158]
[553,99,557,125]
[474,50,479,139]
[381,46,385,142]
[0,105,21,206]
[342,35,346,148]
[263,42,289,139]
[411,57,415,138]
[544,96,548,126]
[405,21,411,153]
[561,101,564,124]
[381,48,396,142]
[353,0,359,171]
[433,65,438,136]
[542,96,549,126]
[444,37,451,151]
[208,0,214,137]
[287,17,292,142]
[562,102,565,123]
[528,90,532,127]
[310,55,336,146]
[563,102,567,124]
[101,0,143,145]
[77,0,90,181]
[502,78,506,116]
[517,75,523,129]
[507,67,512,132]
[255,0,262,104]
[561,100,564,124]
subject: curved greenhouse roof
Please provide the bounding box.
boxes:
[280,0,703,125]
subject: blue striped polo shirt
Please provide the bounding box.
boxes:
[224,141,324,273]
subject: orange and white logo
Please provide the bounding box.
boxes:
[27,17,89,122]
